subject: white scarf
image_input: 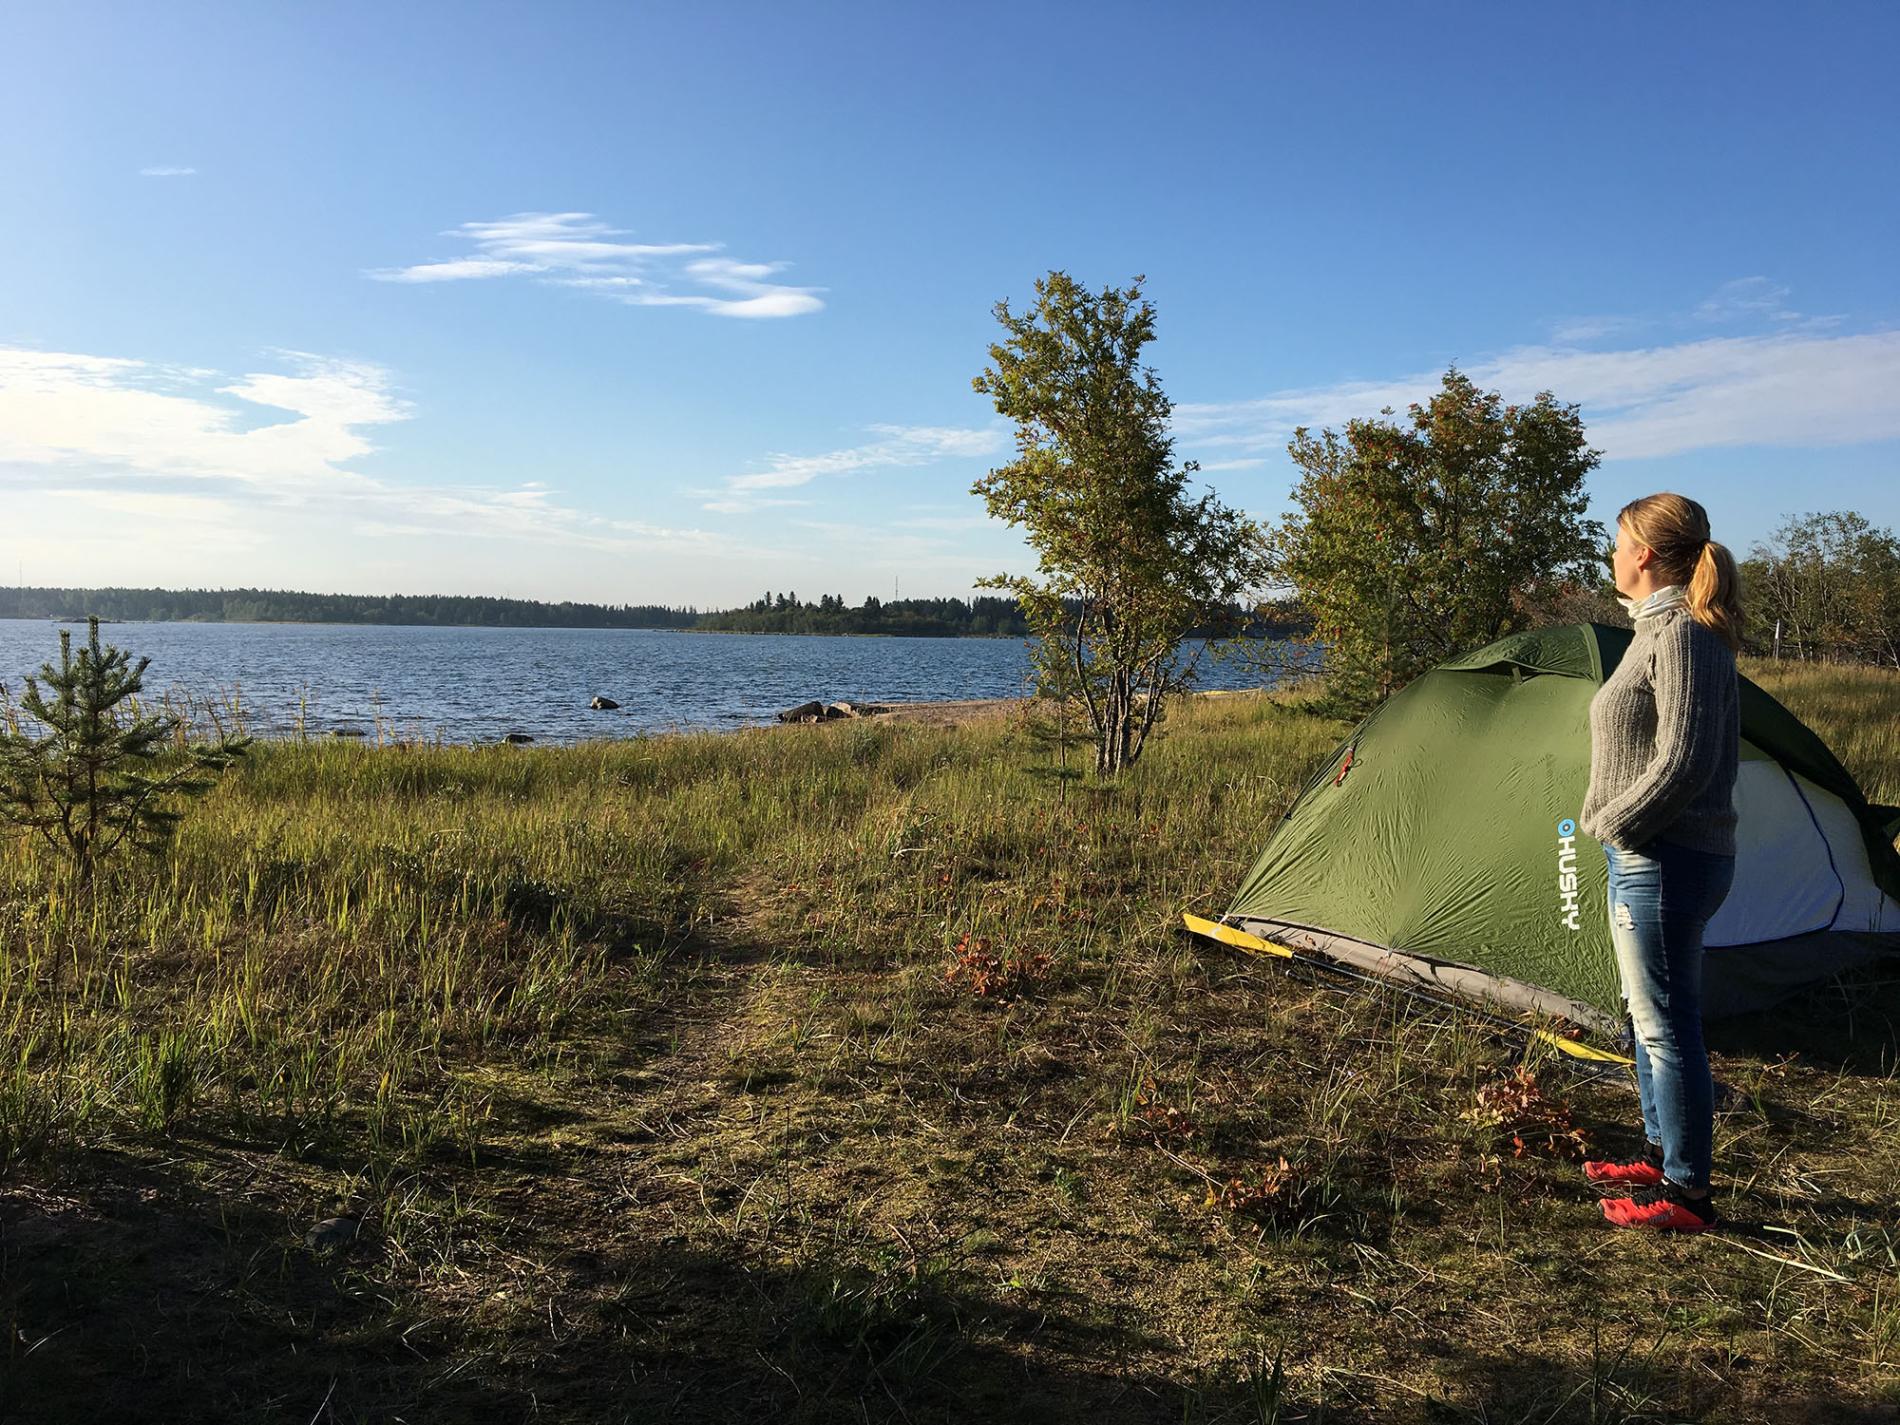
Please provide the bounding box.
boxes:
[1619,584,1688,623]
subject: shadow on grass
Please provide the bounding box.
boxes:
[8,1152,1898,1423]
[0,1149,1320,1425]
[1709,961,1900,1075]
[1432,1337,1900,1425]
[14,1147,1884,1425]
[2,1147,405,1425]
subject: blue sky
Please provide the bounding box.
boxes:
[3,2,1896,607]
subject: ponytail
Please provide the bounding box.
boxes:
[1619,492,1745,652]
[1687,539,1743,652]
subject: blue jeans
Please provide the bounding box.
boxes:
[1604,840,1736,1193]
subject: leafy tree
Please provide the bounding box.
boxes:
[1509,575,1629,632]
[1267,369,1604,714]
[1857,535,1900,670]
[0,619,247,884]
[973,272,1267,775]
[1743,511,1900,667]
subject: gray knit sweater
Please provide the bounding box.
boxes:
[1579,595,1739,855]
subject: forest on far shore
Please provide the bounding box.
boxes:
[0,585,1313,641]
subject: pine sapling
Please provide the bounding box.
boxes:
[0,617,248,885]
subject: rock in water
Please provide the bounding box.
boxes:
[504,732,534,745]
[590,695,619,710]
[778,700,825,723]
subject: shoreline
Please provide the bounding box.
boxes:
[853,696,1026,728]
[857,686,1282,730]
[290,688,1286,747]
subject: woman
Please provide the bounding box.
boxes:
[1578,492,1744,1232]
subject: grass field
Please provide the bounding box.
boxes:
[3,658,1899,1423]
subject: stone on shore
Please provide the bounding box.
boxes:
[778,699,891,723]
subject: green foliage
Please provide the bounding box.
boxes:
[973,272,1268,774]
[0,618,247,883]
[1743,510,1900,668]
[1267,368,1604,715]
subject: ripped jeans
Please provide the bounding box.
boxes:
[1604,840,1736,1192]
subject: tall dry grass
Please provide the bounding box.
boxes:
[4,664,1899,1422]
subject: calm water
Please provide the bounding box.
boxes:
[0,619,1282,745]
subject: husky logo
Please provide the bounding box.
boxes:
[1555,817,1581,931]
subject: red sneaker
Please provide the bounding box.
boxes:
[1601,1183,1717,1232]
[1583,1146,1665,1188]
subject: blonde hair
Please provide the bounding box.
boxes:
[1618,493,1744,652]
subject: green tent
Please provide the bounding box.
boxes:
[1216,623,1900,1034]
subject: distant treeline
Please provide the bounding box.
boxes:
[0,585,1314,641]
[698,592,1031,637]
[0,585,1026,636]
[699,592,1313,640]
[0,586,701,630]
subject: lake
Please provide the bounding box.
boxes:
[0,619,1290,745]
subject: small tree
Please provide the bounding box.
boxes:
[0,618,247,885]
[974,272,1267,775]
[1266,369,1604,715]
[1015,625,1088,803]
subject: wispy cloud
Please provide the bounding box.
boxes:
[702,423,1007,512]
[346,481,733,554]
[379,258,541,283]
[889,513,994,532]
[1173,328,1900,464]
[1547,314,1647,345]
[138,165,197,177]
[730,426,1003,492]
[0,346,405,493]
[1544,275,1845,349]
[0,345,735,556]
[696,494,810,516]
[1694,276,1800,324]
[783,515,1026,584]
[369,211,823,319]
